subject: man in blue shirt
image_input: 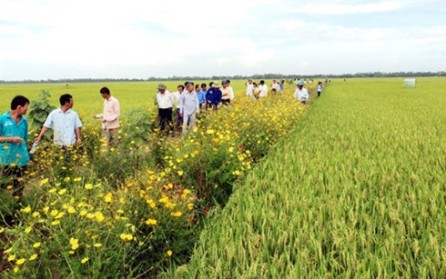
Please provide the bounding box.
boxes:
[205,82,222,110]
[0,95,30,200]
[197,83,206,109]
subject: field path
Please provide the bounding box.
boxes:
[167,78,446,278]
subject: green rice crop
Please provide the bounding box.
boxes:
[166,77,446,278]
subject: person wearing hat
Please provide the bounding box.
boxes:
[205,82,222,110]
[293,81,309,104]
[155,83,175,135]
[93,87,121,150]
[221,80,234,105]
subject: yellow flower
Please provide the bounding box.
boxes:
[58,189,67,195]
[0,228,4,233]
[206,129,215,134]
[166,250,173,257]
[33,242,41,248]
[94,243,102,248]
[7,254,16,261]
[70,238,79,250]
[81,257,89,264]
[104,192,113,203]
[29,254,38,261]
[67,206,76,214]
[80,209,88,216]
[187,203,194,210]
[25,226,32,233]
[74,177,82,182]
[16,258,26,265]
[21,205,31,213]
[63,177,70,182]
[171,211,182,217]
[51,220,60,226]
[177,170,184,176]
[50,209,59,217]
[84,183,93,190]
[39,178,49,186]
[95,212,105,222]
[120,233,133,241]
[145,218,157,226]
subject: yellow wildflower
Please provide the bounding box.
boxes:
[145,218,157,225]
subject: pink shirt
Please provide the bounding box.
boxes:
[97,96,120,129]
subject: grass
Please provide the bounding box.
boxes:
[165,77,446,278]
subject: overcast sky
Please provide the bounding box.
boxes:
[0,0,445,80]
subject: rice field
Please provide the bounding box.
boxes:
[166,77,446,278]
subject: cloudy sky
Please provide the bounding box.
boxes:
[0,0,445,80]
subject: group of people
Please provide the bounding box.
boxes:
[0,88,119,201]
[155,80,235,135]
[1,78,325,201]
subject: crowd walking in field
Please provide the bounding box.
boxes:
[1,78,322,205]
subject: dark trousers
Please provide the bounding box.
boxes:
[158,108,173,133]
[318,91,321,97]
[221,99,230,105]
[1,166,27,200]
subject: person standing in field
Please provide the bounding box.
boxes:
[279,79,285,93]
[0,95,30,201]
[246,79,254,98]
[173,85,185,131]
[252,82,260,99]
[317,81,323,97]
[179,82,200,134]
[93,87,120,150]
[205,82,222,109]
[155,84,175,135]
[227,80,235,103]
[221,80,234,105]
[271,80,280,94]
[259,80,268,98]
[199,83,207,109]
[196,84,206,109]
[294,81,309,104]
[35,94,83,147]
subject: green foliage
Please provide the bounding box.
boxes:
[27,90,56,140]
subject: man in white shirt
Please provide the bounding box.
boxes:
[35,94,83,147]
[271,80,280,94]
[259,80,268,98]
[293,81,309,104]
[172,84,184,132]
[246,79,254,98]
[93,87,120,149]
[179,82,199,134]
[221,80,235,105]
[155,84,175,135]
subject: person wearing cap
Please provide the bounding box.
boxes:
[221,80,234,105]
[179,82,199,134]
[155,84,175,135]
[294,81,309,104]
[93,87,120,150]
[205,82,222,110]
[259,80,268,98]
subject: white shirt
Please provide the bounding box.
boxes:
[272,83,280,91]
[156,91,175,109]
[179,91,199,115]
[246,83,254,96]
[172,91,182,109]
[44,108,82,146]
[96,96,120,129]
[259,85,268,97]
[228,86,235,101]
[294,88,309,102]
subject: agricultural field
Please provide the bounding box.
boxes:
[0,80,308,277]
[165,77,446,278]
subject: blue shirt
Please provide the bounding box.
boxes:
[0,111,29,167]
[197,90,206,104]
[44,108,82,146]
[206,88,222,105]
